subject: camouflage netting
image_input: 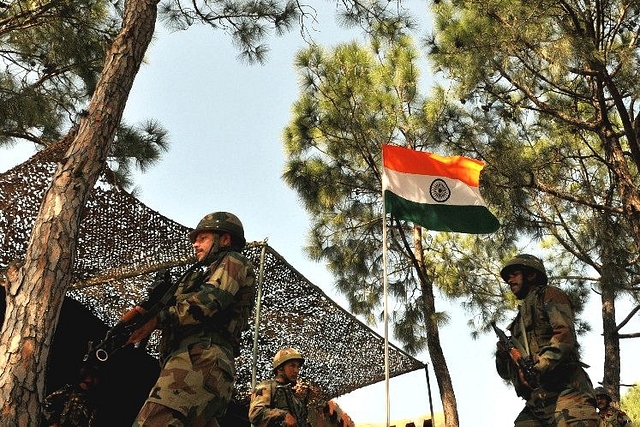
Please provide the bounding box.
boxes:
[0,142,425,407]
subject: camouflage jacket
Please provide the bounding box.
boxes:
[249,379,310,427]
[599,406,633,427]
[157,250,255,359]
[42,384,98,427]
[495,285,592,398]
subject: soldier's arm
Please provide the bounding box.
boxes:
[158,252,254,327]
[42,385,72,423]
[536,286,576,374]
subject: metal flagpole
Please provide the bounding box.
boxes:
[382,167,391,427]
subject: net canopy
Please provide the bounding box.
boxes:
[0,142,425,407]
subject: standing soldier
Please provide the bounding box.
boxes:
[128,211,256,427]
[595,387,633,426]
[249,348,310,427]
[495,254,598,426]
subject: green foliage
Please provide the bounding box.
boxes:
[428,0,640,295]
[426,0,640,389]
[0,0,172,187]
[283,0,640,355]
[282,15,523,352]
[1,0,305,186]
[0,0,118,145]
[158,0,301,64]
[108,120,170,190]
[284,26,419,344]
[621,384,640,424]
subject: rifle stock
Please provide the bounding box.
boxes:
[491,322,539,390]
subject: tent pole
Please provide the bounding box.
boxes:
[251,240,268,389]
[425,363,435,425]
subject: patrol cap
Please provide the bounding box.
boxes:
[500,254,548,285]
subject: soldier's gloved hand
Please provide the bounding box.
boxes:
[126,314,157,345]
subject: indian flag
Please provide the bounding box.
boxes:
[382,144,499,234]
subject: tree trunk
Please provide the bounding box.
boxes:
[414,227,460,427]
[601,286,621,400]
[0,0,159,423]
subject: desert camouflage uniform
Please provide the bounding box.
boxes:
[599,407,633,427]
[496,285,598,426]
[133,250,255,427]
[249,378,309,427]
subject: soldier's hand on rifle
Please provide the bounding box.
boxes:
[282,412,298,427]
[120,305,147,324]
[125,307,157,345]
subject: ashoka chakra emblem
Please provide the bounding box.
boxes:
[430,179,451,202]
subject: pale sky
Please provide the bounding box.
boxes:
[1,2,639,426]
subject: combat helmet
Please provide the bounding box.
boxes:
[272,348,305,373]
[189,211,246,249]
[594,387,611,401]
[500,254,548,285]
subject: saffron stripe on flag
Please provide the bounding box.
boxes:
[383,144,483,188]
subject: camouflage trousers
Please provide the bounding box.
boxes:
[132,340,235,427]
[514,390,598,427]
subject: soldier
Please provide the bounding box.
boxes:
[128,211,256,427]
[495,254,598,426]
[249,348,310,427]
[42,365,101,427]
[594,387,632,427]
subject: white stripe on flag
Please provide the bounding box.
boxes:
[382,168,485,206]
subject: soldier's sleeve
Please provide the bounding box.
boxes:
[42,385,72,423]
[159,252,254,327]
[618,409,633,426]
[536,286,576,374]
[249,381,288,427]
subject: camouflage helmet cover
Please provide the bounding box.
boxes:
[594,387,611,400]
[272,348,305,372]
[500,254,548,284]
[189,211,246,248]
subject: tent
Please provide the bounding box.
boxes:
[0,142,427,424]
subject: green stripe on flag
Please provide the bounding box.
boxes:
[384,191,499,234]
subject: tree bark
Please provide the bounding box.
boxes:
[0,0,159,423]
[414,227,460,427]
[599,255,621,400]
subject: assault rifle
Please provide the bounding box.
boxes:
[491,322,540,390]
[274,383,309,427]
[84,269,174,364]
